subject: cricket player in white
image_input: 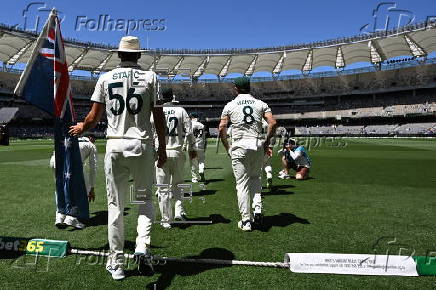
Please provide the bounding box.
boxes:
[155,88,195,229]
[69,36,167,281]
[189,112,206,183]
[219,77,277,231]
[49,134,97,229]
[78,135,98,198]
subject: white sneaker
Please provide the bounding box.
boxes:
[64,215,85,229]
[238,220,252,232]
[191,178,199,183]
[106,260,125,280]
[161,222,172,229]
[134,244,151,256]
[278,172,290,179]
[55,213,66,227]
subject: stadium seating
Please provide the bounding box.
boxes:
[1,56,435,138]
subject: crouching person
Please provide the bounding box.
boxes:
[278,139,311,180]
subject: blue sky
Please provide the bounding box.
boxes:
[1,0,435,77]
[1,0,435,50]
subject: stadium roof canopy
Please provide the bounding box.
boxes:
[0,20,435,78]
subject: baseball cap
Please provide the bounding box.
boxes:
[190,112,199,119]
[233,77,250,93]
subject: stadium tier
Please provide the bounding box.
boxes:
[0,19,435,76]
[0,21,435,138]
[1,61,436,137]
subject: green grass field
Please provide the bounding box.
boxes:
[1,137,436,289]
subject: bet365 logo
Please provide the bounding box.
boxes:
[0,237,29,252]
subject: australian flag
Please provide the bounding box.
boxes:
[14,9,89,219]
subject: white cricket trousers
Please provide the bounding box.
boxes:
[190,149,205,180]
[104,142,154,256]
[156,150,186,222]
[231,147,263,221]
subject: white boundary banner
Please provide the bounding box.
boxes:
[284,253,419,276]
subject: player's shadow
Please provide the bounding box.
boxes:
[258,213,309,232]
[192,189,217,196]
[262,184,295,195]
[0,251,25,260]
[175,214,231,230]
[134,247,236,289]
[85,207,131,227]
[183,178,224,185]
[272,184,295,189]
[205,167,223,170]
[263,190,295,196]
[204,178,225,185]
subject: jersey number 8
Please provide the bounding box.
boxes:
[243,105,254,124]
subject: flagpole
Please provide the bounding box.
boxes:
[14,9,57,97]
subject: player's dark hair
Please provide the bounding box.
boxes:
[161,87,173,102]
[284,138,297,146]
[118,51,141,62]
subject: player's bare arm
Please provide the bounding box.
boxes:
[263,112,277,153]
[152,105,167,168]
[218,116,230,155]
[69,102,105,136]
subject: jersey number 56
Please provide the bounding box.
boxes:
[108,82,143,115]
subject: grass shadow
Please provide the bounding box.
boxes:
[85,207,131,227]
[258,213,309,232]
[204,178,225,185]
[184,178,225,185]
[192,190,217,196]
[271,184,295,189]
[0,251,25,260]
[263,190,295,196]
[262,184,295,195]
[125,247,236,289]
[175,214,231,230]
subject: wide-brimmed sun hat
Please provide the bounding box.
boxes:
[111,36,146,52]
